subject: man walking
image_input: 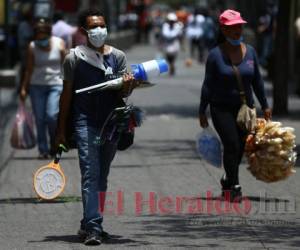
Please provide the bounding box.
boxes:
[55,10,139,245]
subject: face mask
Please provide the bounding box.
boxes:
[35,38,50,48]
[226,36,243,46]
[86,27,108,48]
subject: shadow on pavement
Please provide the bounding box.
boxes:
[103,236,149,246]
[141,103,300,121]
[197,195,290,203]
[133,139,199,161]
[128,213,299,248]
[0,196,81,204]
[295,145,300,167]
[143,105,198,118]
[29,234,150,246]
[128,214,226,248]
[112,163,196,169]
[12,156,77,161]
[28,235,82,244]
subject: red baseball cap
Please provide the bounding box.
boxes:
[219,9,247,26]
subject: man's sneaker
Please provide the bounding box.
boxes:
[84,231,102,246]
[101,231,111,240]
[78,228,110,241]
[77,228,87,239]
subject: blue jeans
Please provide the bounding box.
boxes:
[29,85,62,154]
[75,124,117,233]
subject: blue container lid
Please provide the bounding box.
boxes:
[156,59,169,73]
[131,64,147,80]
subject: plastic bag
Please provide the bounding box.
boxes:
[196,127,222,168]
[10,102,36,149]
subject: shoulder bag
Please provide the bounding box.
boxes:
[231,63,257,133]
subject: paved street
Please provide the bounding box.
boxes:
[0,43,300,250]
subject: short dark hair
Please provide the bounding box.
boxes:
[78,9,104,28]
[34,18,52,35]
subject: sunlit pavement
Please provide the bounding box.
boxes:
[0,43,299,249]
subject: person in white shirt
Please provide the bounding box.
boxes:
[52,11,76,49]
[161,13,183,76]
[185,9,206,63]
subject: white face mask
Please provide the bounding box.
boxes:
[86,27,108,48]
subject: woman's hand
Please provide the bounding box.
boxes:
[199,114,209,128]
[263,108,272,121]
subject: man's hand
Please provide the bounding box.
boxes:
[199,114,209,128]
[54,131,67,152]
[20,87,27,102]
[122,73,140,96]
[263,108,272,121]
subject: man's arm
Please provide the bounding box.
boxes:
[55,52,76,148]
[114,48,140,97]
[55,80,73,147]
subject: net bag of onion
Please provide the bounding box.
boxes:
[245,118,297,183]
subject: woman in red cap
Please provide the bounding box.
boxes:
[199,10,272,202]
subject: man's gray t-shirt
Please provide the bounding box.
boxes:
[62,46,128,127]
[62,46,127,84]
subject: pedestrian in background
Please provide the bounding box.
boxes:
[20,19,66,159]
[152,9,164,57]
[161,12,183,76]
[55,10,140,245]
[185,8,206,63]
[202,8,217,50]
[71,17,87,48]
[52,11,77,49]
[17,3,34,89]
[199,10,272,202]
[256,3,277,68]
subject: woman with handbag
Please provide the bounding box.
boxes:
[199,10,272,202]
[20,19,66,159]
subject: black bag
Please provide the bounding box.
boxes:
[117,129,134,151]
[115,97,135,151]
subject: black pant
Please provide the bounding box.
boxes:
[190,38,205,63]
[210,105,247,186]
